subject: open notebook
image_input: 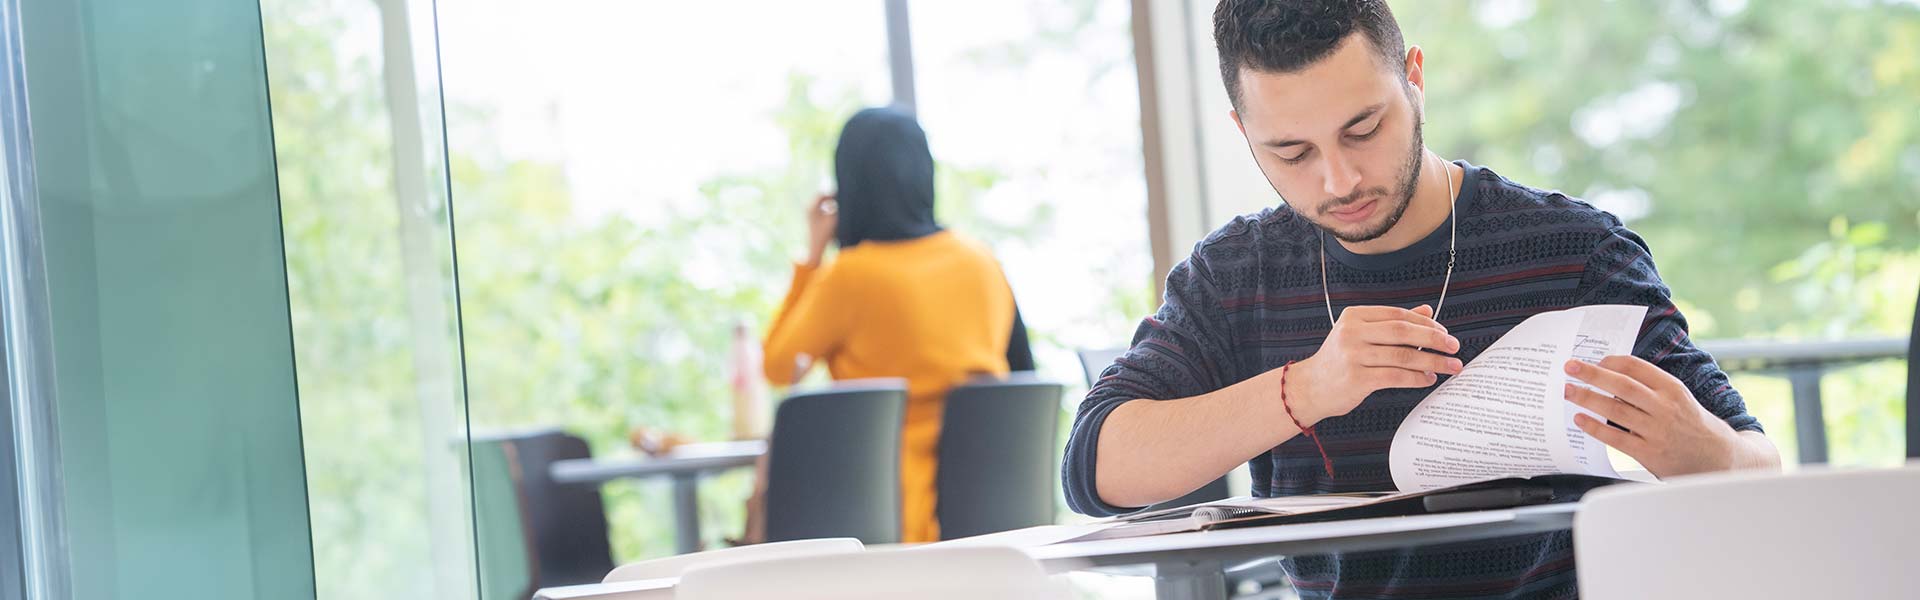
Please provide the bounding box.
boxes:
[1077,305,1656,542]
[1074,473,1627,541]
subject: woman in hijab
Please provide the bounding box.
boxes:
[761,106,1031,543]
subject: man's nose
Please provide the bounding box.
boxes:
[1320,147,1363,200]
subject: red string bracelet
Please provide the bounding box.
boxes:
[1278,361,1335,479]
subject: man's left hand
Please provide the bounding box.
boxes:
[1562,355,1766,479]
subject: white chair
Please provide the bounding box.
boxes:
[601,537,863,582]
[532,539,864,600]
[674,545,1065,600]
[1575,463,1920,599]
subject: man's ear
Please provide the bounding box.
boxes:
[1231,109,1246,136]
[1405,45,1428,111]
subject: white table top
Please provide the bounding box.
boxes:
[532,502,1583,598]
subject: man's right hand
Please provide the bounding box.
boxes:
[1288,304,1462,424]
[1089,304,1460,508]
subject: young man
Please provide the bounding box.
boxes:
[1063,1,1781,597]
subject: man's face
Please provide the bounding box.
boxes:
[1232,33,1424,244]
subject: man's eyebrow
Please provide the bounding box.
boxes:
[1341,103,1387,131]
[1258,103,1388,149]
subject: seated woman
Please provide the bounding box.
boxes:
[760,106,1030,543]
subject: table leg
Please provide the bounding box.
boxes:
[671,473,701,554]
[1154,558,1228,600]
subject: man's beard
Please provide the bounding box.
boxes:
[1316,113,1425,244]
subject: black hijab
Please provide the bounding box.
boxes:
[830,106,1035,372]
[833,106,943,248]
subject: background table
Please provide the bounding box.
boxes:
[549,440,767,554]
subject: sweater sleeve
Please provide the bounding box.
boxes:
[1061,255,1239,517]
[762,262,855,386]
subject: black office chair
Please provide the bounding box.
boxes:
[936,375,1066,539]
[763,380,908,544]
[1907,285,1918,460]
[1076,348,1233,511]
[470,429,615,597]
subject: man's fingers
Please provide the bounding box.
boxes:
[1365,366,1440,389]
[1362,346,1463,374]
[1564,383,1648,431]
[1565,359,1658,411]
[1598,355,1689,402]
[1575,413,1644,455]
[1355,321,1461,354]
[1343,305,1447,333]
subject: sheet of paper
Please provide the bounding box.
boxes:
[1562,305,1648,475]
[1388,305,1647,491]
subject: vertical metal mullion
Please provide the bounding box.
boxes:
[1786,365,1828,465]
[0,325,21,600]
[1906,290,1918,460]
[0,0,70,596]
[1130,0,1173,300]
[884,0,915,112]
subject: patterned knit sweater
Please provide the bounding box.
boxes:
[1063,162,1761,599]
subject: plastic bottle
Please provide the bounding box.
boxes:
[728,320,769,440]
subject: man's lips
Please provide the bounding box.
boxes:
[1327,199,1378,223]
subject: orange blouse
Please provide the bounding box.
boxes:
[762,230,1015,542]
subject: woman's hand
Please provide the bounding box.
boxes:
[805,193,837,267]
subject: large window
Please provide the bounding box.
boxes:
[435,0,892,560]
[261,0,477,597]
[913,0,1155,392]
[428,0,1155,560]
[251,0,1160,585]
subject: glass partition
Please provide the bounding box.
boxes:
[11,0,317,597]
[259,0,479,597]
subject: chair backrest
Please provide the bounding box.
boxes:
[470,429,615,591]
[1907,285,1918,459]
[1075,347,1126,388]
[602,538,864,582]
[1574,464,1920,599]
[675,546,1062,600]
[936,377,1065,539]
[763,380,908,544]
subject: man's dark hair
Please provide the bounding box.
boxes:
[1213,0,1407,109]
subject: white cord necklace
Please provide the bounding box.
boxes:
[1321,160,1458,327]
